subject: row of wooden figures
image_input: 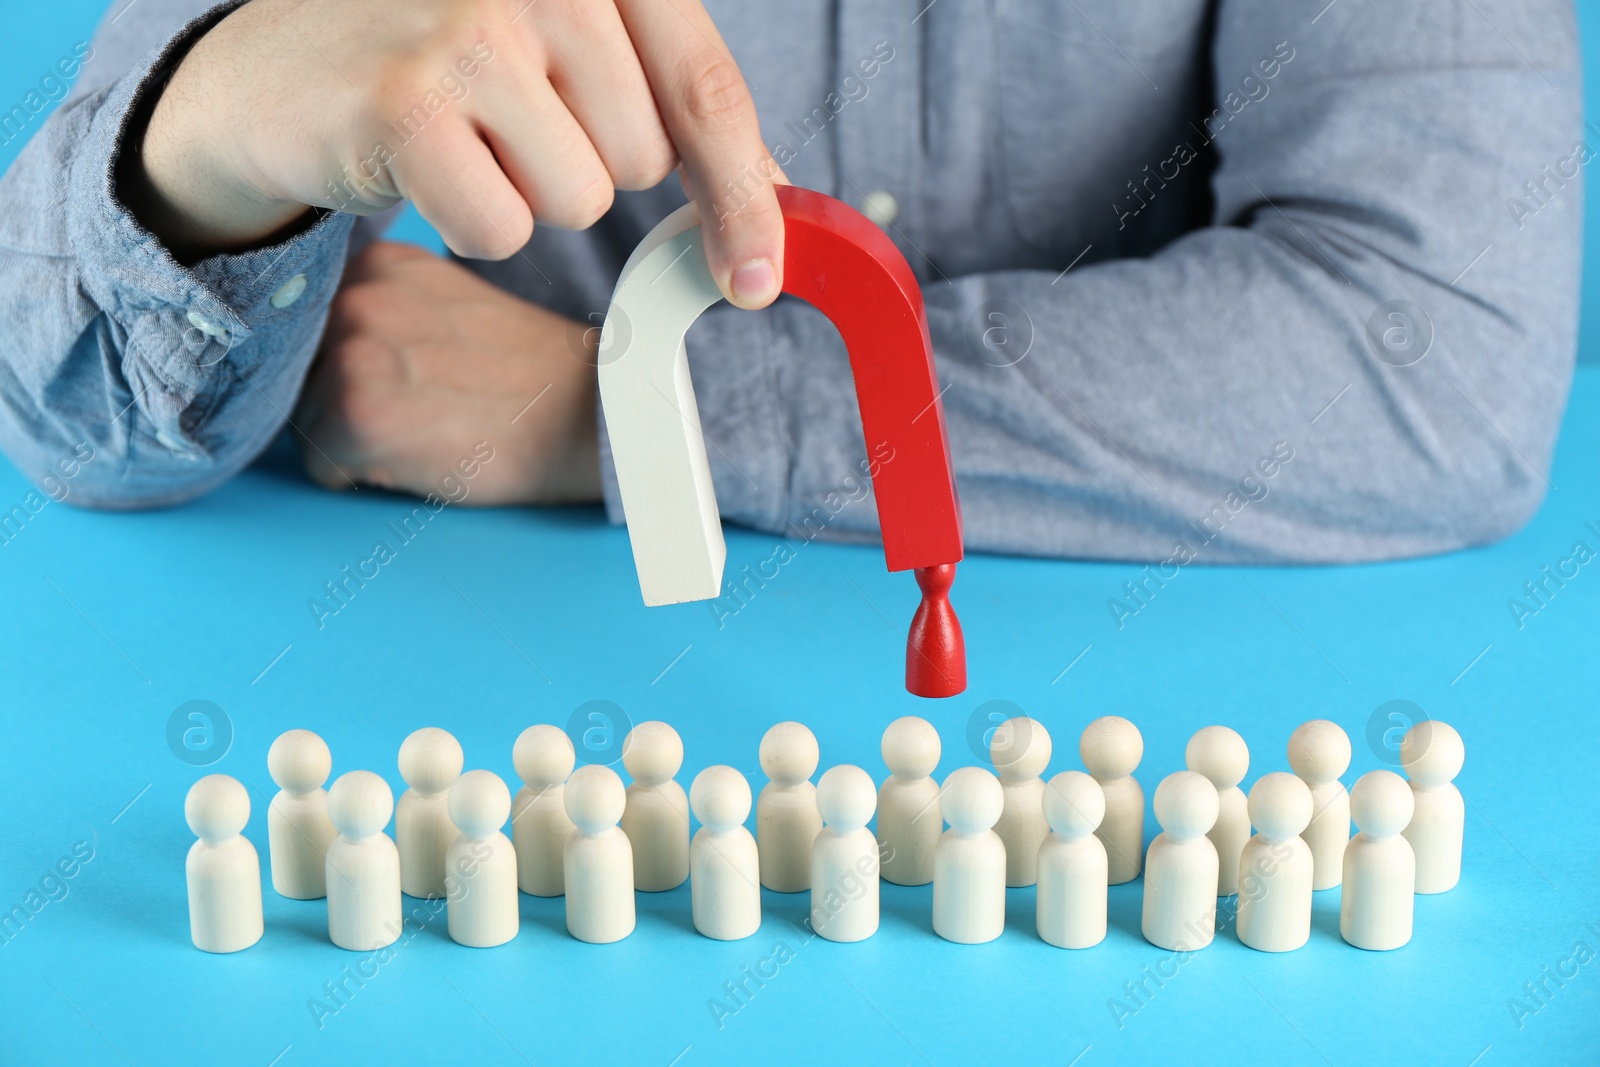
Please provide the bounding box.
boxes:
[184,714,1465,955]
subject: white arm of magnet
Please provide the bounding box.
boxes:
[598,203,728,606]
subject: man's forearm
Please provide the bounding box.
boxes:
[0,3,355,507]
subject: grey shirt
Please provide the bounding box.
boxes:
[0,0,1582,563]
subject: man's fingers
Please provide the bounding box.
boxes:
[393,123,534,260]
[472,61,617,231]
[676,158,789,202]
[616,0,783,309]
[532,0,677,191]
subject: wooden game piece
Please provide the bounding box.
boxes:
[445,770,519,948]
[933,767,1006,944]
[756,722,823,892]
[1185,725,1250,896]
[395,727,463,899]
[1236,772,1314,953]
[511,724,576,897]
[877,716,942,886]
[621,721,690,892]
[810,765,880,943]
[596,185,965,697]
[1288,719,1352,890]
[1341,770,1416,950]
[1141,771,1220,951]
[991,716,1052,888]
[1401,720,1465,894]
[326,771,402,951]
[906,563,966,698]
[563,765,635,943]
[689,766,760,941]
[1036,771,1108,949]
[185,774,263,953]
[266,728,337,900]
[1080,716,1145,884]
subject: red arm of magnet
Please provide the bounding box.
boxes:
[775,186,966,696]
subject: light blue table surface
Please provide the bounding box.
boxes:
[0,358,1596,1066]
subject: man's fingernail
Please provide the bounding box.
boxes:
[731,259,777,306]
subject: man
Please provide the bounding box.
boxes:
[0,0,1581,563]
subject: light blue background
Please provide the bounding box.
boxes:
[1,5,1598,1067]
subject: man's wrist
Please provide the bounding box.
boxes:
[116,16,312,261]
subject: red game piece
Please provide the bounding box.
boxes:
[906,564,967,698]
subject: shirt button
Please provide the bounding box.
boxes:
[271,274,308,309]
[154,428,189,454]
[860,190,899,228]
[185,311,229,341]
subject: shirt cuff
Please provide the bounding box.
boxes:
[65,0,355,460]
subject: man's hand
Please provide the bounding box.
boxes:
[295,241,602,505]
[130,0,783,308]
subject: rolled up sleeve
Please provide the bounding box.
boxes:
[0,0,355,507]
